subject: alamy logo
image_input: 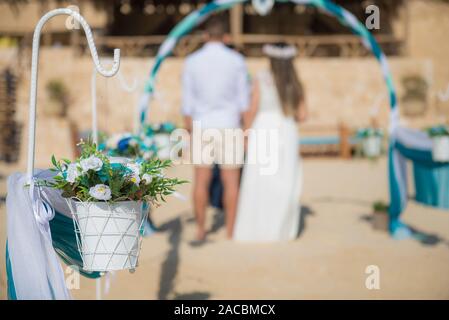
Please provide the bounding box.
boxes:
[169,121,280,175]
[365,265,380,290]
[365,5,380,30]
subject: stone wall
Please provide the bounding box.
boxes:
[406,0,449,116]
[0,0,106,34]
[3,0,449,168]
[9,47,437,168]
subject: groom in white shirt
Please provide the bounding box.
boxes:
[182,15,250,242]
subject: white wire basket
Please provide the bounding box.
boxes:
[362,136,382,158]
[432,136,449,162]
[67,200,148,272]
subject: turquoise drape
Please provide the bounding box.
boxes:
[6,211,101,299]
[395,141,449,210]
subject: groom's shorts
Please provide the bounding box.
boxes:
[191,128,245,169]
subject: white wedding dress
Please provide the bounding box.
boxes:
[234,70,303,242]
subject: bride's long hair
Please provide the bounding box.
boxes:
[269,52,304,117]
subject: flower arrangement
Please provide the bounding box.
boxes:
[99,133,157,160]
[426,125,449,138]
[143,121,177,136]
[98,122,178,160]
[43,140,186,205]
[356,127,384,158]
[355,127,384,139]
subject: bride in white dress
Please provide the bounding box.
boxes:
[233,44,307,242]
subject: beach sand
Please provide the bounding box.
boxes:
[1,158,449,300]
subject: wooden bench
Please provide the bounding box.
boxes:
[299,122,355,158]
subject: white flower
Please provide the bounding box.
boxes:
[125,162,142,185]
[130,174,141,185]
[126,162,141,176]
[142,173,153,185]
[89,184,112,201]
[65,163,80,183]
[80,156,103,173]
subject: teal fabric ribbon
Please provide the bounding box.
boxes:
[389,140,449,239]
[396,141,449,210]
[414,164,449,209]
[5,241,17,300]
[6,211,101,300]
[49,211,102,279]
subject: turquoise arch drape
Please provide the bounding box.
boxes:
[140,0,397,118]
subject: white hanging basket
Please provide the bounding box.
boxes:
[362,136,382,158]
[67,200,147,272]
[154,133,172,160]
[432,136,449,162]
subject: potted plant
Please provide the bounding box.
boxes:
[356,127,383,158]
[144,122,177,160]
[100,132,158,161]
[427,125,449,162]
[40,140,186,272]
[372,201,389,231]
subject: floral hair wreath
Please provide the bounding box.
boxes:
[262,44,298,59]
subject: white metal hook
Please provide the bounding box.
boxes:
[100,57,138,93]
[117,69,138,93]
[26,8,121,181]
[92,67,98,145]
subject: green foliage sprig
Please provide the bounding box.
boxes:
[39,140,187,205]
[373,201,389,213]
[426,125,449,138]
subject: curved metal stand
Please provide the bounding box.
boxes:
[26,8,121,182]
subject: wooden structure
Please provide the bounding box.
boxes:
[85,32,404,57]
[3,1,407,58]
[0,0,409,57]
[299,123,355,158]
[72,1,407,58]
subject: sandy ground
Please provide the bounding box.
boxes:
[1,158,449,300]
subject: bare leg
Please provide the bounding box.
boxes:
[193,166,213,241]
[220,168,241,239]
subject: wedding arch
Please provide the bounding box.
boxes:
[136,0,417,237]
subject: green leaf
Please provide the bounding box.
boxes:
[51,155,57,167]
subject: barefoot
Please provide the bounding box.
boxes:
[196,228,206,241]
[190,229,207,248]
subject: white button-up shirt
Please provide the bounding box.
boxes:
[182,42,250,129]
